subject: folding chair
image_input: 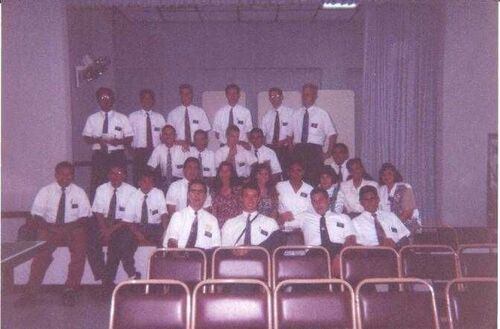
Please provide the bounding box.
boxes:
[356,278,440,329]
[272,246,331,288]
[458,244,497,277]
[413,226,458,250]
[446,277,497,329]
[147,248,207,291]
[192,279,272,329]
[340,246,400,288]
[109,279,190,329]
[274,279,356,329]
[212,246,271,286]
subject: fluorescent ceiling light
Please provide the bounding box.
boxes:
[322,3,358,9]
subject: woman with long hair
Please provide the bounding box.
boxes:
[210,161,242,227]
[249,163,279,219]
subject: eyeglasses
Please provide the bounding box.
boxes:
[99,95,112,100]
[269,94,282,99]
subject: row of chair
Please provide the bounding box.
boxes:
[109,277,497,329]
[414,226,497,250]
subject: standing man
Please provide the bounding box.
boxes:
[291,83,337,186]
[83,87,133,199]
[167,84,211,148]
[163,179,220,250]
[128,89,166,185]
[188,129,216,183]
[249,128,282,181]
[15,162,91,307]
[215,125,257,179]
[329,143,350,182]
[260,87,294,177]
[213,84,253,147]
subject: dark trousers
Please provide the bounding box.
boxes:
[267,144,291,180]
[90,150,127,201]
[132,148,153,186]
[86,217,106,281]
[106,224,164,282]
[293,143,323,186]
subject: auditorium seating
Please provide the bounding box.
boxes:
[413,226,459,249]
[458,244,497,278]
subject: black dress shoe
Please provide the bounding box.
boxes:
[62,289,78,307]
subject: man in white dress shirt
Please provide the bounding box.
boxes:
[291,83,338,186]
[164,179,220,250]
[128,89,166,185]
[249,127,282,181]
[15,162,91,307]
[189,129,216,182]
[260,87,294,178]
[329,143,350,182]
[213,84,253,146]
[352,186,410,249]
[167,84,211,148]
[83,87,134,199]
[215,125,257,178]
[221,183,281,251]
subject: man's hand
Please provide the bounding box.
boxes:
[108,138,123,147]
[238,141,251,151]
[278,212,294,226]
[382,238,397,249]
[181,141,191,152]
[134,232,148,244]
[322,151,331,161]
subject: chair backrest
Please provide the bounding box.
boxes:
[340,246,400,288]
[446,278,497,329]
[212,246,271,286]
[413,226,458,249]
[455,227,494,245]
[458,244,497,277]
[272,246,331,288]
[109,279,190,329]
[400,245,458,281]
[282,228,305,245]
[356,278,440,329]
[148,248,207,290]
[192,279,272,329]
[274,279,355,329]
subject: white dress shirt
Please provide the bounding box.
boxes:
[128,109,166,148]
[92,182,137,219]
[147,144,189,178]
[214,145,257,177]
[122,188,167,224]
[329,159,350,182]
[31,183,91,224]
[276,180,313,216]
[338,179,379,213]
[252,145,282,175]
[188,147,216,178]
[352,210,410,246]
[292,105,337,145]
[285,210,356,245]
[165,178,212,211]
[260,105,295,144]
[163,206,221,249]
[167,104,211,141]
[221,211,279,246]
[82,110,134,152]
[213,104,253,143]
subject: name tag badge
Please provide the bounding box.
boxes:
[176,164,183,169]
[119,206,125,211]
[391,227,398,233]
[71,204,79,209]
[310,123,318,128]
[237,120,244,125]
[238,162,245,167]
[336,222,344,228]
[152,209,158,215]
[154,127,161,131]
[192,119,199,124]
[260,229,269,236]
[203,167,210,172]
[115,126,122,131]
[204,231,212,238]
[300,192,308,198]
[282,122,288,126]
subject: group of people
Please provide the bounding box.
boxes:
[15,83,421,307]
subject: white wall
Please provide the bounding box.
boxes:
[439,1,498,226]
[2,0,72,211]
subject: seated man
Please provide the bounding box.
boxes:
[163,179,220,250]
[165,157,211,215]
[249,127,282,182]
[329,143,350,182]
[215,125,257,179]
[318,165,344,214]
[189,129,216,184]
[16,162,91,307]
[114,171,168,279]
[221,183,282,251]
[352,185,410,249]
[89,165,136,289]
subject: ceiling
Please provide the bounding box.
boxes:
[116,3,360,23]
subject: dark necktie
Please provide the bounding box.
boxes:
[141,194,148,224]
[254,149,258,159]
[185,211,199,248]
[56,187,66,225]
[198,152,203,178]
[102,112,109,153]
[146,112,153,150]
[319,214,330,245]
[166,148,172,183]
[373,213,386,245]
[338,164,343,181]
[184,107,191,144]
[108,188,117,220]
[272,111,280,144]
[228,107,234,128]
[301,108,309,143]
[244,213,252,245]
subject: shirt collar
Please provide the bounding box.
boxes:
[242,210,258,218]
[101,110,114,116]
[188,205,201,216]
[141,108,153,115]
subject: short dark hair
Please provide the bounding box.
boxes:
[188,178,207,194]
[139,169,155,181]
[225,84,240,93]
[194,129,208,139]
[108,165,127,175]
[162,124,176,134]
[378,162,403,185]
[179,83,193,93]
[311,187,329,199]
[268,87,283,95]
[139,89,155,99]
[359,185,378,201]
[346,158,364,173]
[319,165,337,180]
[288,159,305,171]
[302,83,318,93]
[226,124,240,136]
[333,143,349,154]
[55,161,74,174]
[95,87,114,101]
[184,157,200,169]
[241,182,260,196]
[249,127,264,136]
